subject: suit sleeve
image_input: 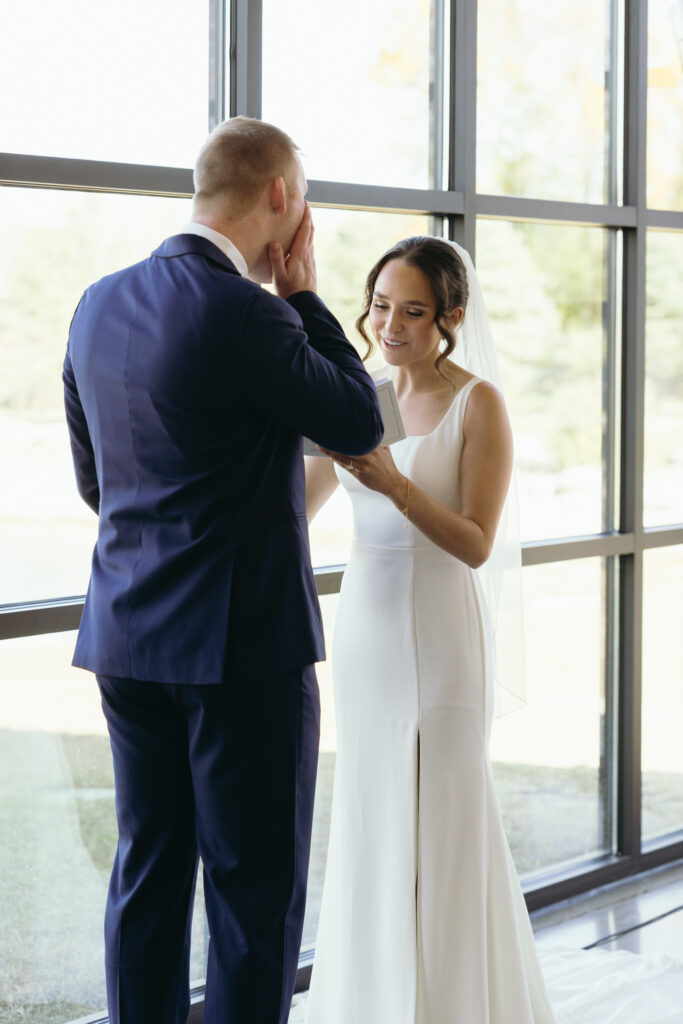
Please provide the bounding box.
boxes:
[63,342,100,515]
[238,288,384,456]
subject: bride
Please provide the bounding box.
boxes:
[303,236,555,1023]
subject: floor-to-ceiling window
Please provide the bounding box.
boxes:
[1,1,681,1020]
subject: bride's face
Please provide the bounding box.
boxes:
[369,259,443,368]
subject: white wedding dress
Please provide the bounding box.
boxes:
[305,376,555,1023]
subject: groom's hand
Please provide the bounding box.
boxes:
[270,203,317,299]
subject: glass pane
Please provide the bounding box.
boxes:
[647,0,683,210]
[644,231,683,527]
[0,631,207,1021]
[490,558,612,875]
[477,0,616,203]
[307,208,432,568]
[307,573,612,916]
[0,187,191,605]
[642,546,683,841]
[0,2,209,166]
[302,595,339,949]
[262,0,440,188]
[476,220,607,541]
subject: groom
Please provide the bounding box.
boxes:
[63,117,383,1024]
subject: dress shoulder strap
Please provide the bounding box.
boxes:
[452,375,483,434]
[432,376,484,462]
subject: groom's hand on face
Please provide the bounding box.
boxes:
[270,203,317,300]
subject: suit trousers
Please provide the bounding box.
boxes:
[97,664,320,1024]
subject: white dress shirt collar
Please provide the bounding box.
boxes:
[180,221,248,277]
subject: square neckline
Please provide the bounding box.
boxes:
[394,375,481,441]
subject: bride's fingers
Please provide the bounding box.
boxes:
[316,446,381,478]
[318,447,359,472]
[319,448,347,466]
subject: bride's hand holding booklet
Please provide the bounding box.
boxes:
[303,378,405,456]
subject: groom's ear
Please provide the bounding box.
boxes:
[268,176,287,215]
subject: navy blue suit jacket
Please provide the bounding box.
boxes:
[63,233,383,685]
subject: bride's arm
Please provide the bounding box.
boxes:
[320,383,512,569]
[305,454,340,523]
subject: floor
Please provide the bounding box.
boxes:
[289,859,683,1021]
[532,859,683,957]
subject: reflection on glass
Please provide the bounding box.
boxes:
[262,0,439,188]
[647,0,683,210]
[0,632,207,1021]
[642,546,683,841]
[0,2,209,166]
[0,188,191,605]
[477,0,614,203]
[301,595,339,949]
[307,208,432,568]
[309,564,612,900]
[645,231,683,527]
[490,559,611,875]
[476,220,607,541]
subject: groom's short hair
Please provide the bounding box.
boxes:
[193,117,300,218]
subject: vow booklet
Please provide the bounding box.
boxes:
[303,378,406,457]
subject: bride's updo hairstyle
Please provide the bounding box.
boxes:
[356,236,469,379]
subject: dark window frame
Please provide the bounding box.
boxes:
[1,0,682,1019]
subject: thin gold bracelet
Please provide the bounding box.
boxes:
[402,477,411,527]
